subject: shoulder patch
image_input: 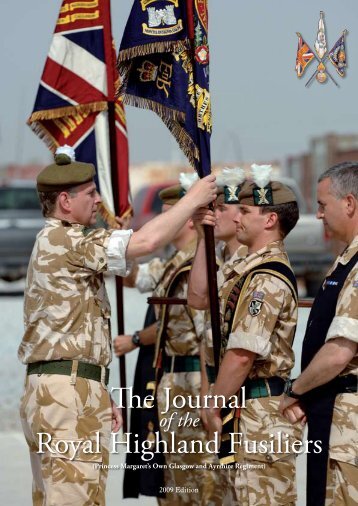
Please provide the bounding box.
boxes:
[353,280,358,288]
[248,298,263,316]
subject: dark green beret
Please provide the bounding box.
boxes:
[37,153,95,192]
[159,184,184,205]
[239,180,297,206]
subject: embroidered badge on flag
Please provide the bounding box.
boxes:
[117,0,212,175]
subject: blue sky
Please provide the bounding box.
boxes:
[1,0,357,167]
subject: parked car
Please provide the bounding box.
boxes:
[0,180,44,281]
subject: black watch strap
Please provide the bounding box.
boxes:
[284,379,301,399]
[131,331,141,347]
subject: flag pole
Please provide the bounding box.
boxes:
[103,0,128,432]
[186,0,222,377]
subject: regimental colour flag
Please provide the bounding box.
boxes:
[295,32,315,77]
[28,0,131,219]
[329,32,347,77]
[117,0,212,176]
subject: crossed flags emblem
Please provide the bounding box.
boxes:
[295,11,347,87]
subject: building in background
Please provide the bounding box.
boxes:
[287,133,358,212]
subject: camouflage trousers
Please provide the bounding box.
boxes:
[325,392,358,505]
[325,460,358,506]
[157,370,222,505]
[221,396,301,506]
[223,458,296,506]
[20,373,112,506]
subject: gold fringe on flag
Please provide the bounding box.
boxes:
[121,95,185,123]
[97,202,133,229]
[27,122,60,152]
[121,93,198,167]
[117,39,190,63]
[27,102,108,124]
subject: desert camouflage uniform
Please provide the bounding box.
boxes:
[219,240,302,506]
[204,244,247,368]
[324,235,358,506]
[19,218,132,505]
[137,242,222,505]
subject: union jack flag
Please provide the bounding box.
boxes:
[295,32,315,77]
[28,0,130,220]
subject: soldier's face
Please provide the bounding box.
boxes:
[316,178,347,241]
[214,203,239,241]
[234,205,266,246]
[68,181,101,225]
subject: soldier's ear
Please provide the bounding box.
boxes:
[264,211,279,230]
[345,194,357,217]
[58,191,73,212]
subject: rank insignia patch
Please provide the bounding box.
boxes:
[252,291,265,301]
[249,299,263,317]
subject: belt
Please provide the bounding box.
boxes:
[335,374,357,394]
[244,377,285,399]
[204,370,286,399]
[162,355,201,373]
[206,365,216,384]
[27,360,110,386]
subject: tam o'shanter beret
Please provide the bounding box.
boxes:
[238,164,297,206]
[37,145,95,192]
[216,167,245,204]
[159,172,199,205]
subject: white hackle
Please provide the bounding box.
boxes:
[55,145,76,161]
[251,164,272,188]
[217,166,245,187]
[179,172,199,191]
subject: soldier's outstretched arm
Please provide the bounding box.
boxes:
[187,208,216,309]
[126,175,217,259]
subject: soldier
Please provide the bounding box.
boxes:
[200,167,247,403]
[18,147,216,506]
[115,178,222,505]
[188,166,303,505]
[280,162,358,506]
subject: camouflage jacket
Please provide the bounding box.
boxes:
[205,244,247,367]
[219,240,297,379]
[18,218,132,366]
[325,234,358,376]
[141,241,205,360]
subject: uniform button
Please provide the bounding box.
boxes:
[265,455,273,462]
[99,257,104,263]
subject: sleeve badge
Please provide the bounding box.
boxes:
[248,299,263,316]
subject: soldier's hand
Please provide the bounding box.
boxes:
[114,214,132,230]
[110,397,123,432]
[207,406,222,443]
[279,396,306,426]
[192,208,216,237]
[186,174,217,209]
[113,335,136,356]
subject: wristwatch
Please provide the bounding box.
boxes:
[283,379,301,399]
[131,330,141,347]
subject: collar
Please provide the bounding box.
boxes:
[233,239,287,275]
[337,234,358,266]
